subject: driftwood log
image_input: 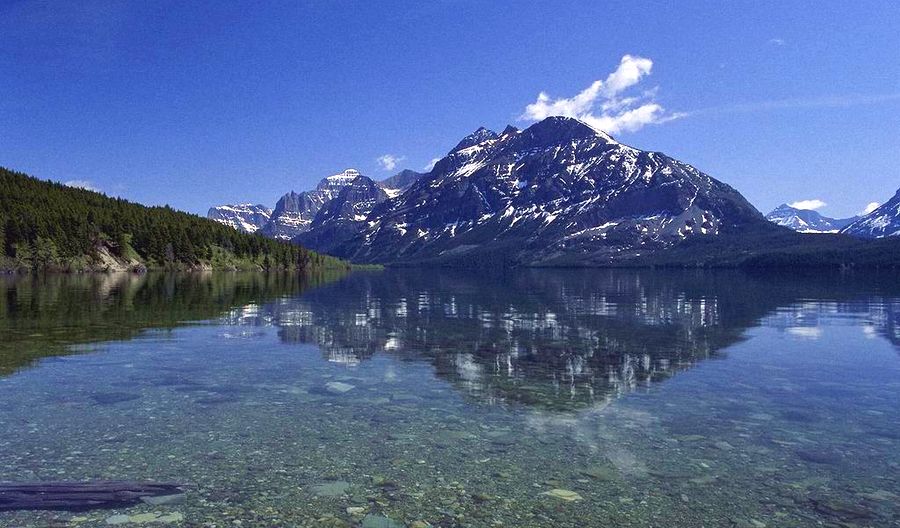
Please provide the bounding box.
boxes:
[0,481,183,511]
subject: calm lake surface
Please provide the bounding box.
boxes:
[1,270,899,527]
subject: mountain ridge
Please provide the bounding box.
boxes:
[765,204,858,233]
[841,188,900,238]
[205,117,900,269]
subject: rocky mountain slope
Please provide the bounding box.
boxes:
[259,169,361,240]
[379,169,424,197]
[842,188,900,238]
[765,204,857,233]
[294,174,390,255]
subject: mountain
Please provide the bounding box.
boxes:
[304,116,767,265]
[294,174,389,255]
[208,168,423,240]
[206,203,272,234]
[259,169,361,240]
[765,204,857,233]
[842,188,900,238]
[0,167,346,272]
[378,169,424,197]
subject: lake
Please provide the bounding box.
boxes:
[1,270,898,527]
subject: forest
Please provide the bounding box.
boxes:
[0,167,347,272]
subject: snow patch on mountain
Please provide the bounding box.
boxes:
[206,203,272,234]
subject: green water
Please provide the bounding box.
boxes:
[0,270,898,527]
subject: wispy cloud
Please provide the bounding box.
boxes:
[64,179,100,192]
[768,38,786,46]
[377,154,405,171]
[789,199,826,210]
[693,93,900,115]
[861,202,881,215]
[520,55,683,135]
[424,158,441,171]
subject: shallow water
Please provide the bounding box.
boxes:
[1,270,899,527]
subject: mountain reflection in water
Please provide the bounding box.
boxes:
[1,269,898,412]
[215,269,900,411]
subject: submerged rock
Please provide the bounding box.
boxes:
[311,481,351,497]
[105,512,184,525]
[314,515,350,528]
[541,488,583,502]
[325,382,356,394]
[795,449,842,465]
[140,493,186,505]
[90,392,141,405]
[809,496,874,520]
[361,514,404,528]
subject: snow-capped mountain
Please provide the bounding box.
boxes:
[301,116,766,265]
[765,204,857,233]
[295,174,390,255]
[206,203,272,234]
[841,188,900,238]
[208,168,423,239]
[259,169,361,240]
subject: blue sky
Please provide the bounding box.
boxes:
[1,0,898,218]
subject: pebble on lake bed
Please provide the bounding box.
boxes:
[542,488,583,501]
[325,381,356,394]
[105,512,184,525]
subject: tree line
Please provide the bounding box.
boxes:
[0,167,347,271]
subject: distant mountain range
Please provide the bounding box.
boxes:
[208,116,900,267]
[208,168,422,241]
[765,190,900,239]
[765,204,858,233]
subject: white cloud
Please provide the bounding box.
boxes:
[377,154,405,171]
[768,38,786,46]
[520,54,682,135]
[424,158,441,171]
[788,199,826,210]
[861,202,881,215]
[64,179,100,192]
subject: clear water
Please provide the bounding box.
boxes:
[1,270,898,527]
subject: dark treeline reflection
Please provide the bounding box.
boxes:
[0,271,345,376]
[224,269,900,411]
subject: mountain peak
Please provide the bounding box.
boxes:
[318,168,361,188]
[523,116,616,144]
[451,127,499,152]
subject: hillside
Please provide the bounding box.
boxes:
[0,167,347,272]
